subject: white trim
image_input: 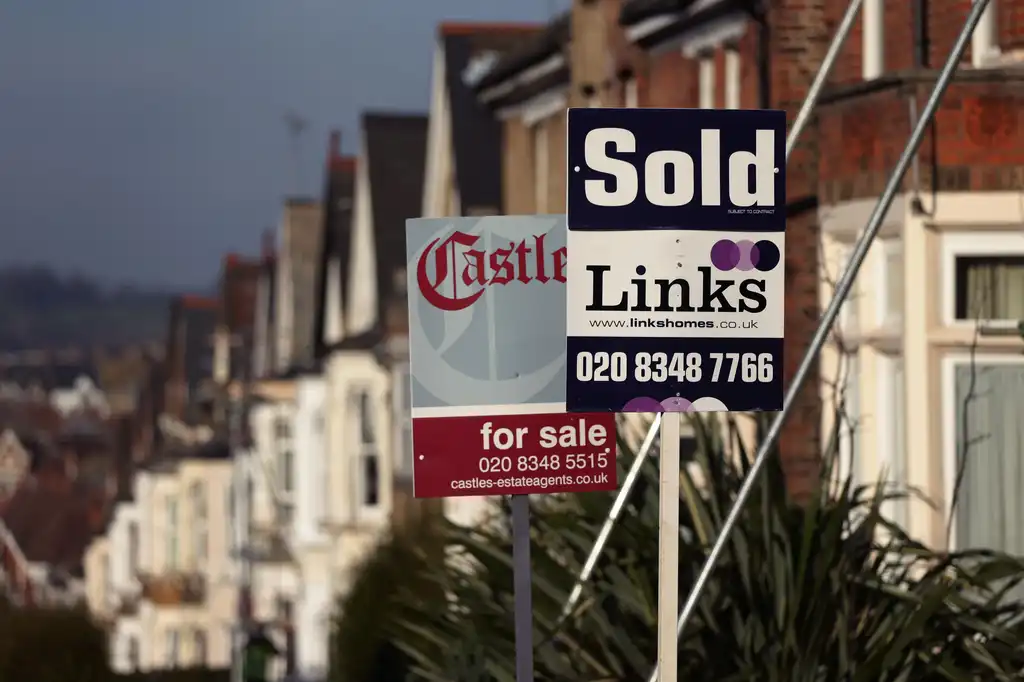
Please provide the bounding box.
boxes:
[941,352,1024,549]
[681,14,747,58]
[971,0,1001,68]
[698,54,715,109]
[412,402,566,418]
[940,231,1024,327]
[519,89,568,127]
[624,14,677,43]
[862,0,884,80]
[724,46,740,109]
[479,54,566,104]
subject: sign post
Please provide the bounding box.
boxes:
[565,107,787,681]
[406,215,618,682]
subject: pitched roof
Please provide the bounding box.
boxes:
[1,476,105,574]
[472,13,570,93]
[441,23,542,214]
[313,131,356,361]
[362,112,428,339]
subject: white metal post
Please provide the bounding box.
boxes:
[656,413,681,682]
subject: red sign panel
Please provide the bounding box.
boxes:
[412,412,618,497]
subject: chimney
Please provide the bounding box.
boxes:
[328,130,341,165]
[261,229,275,261]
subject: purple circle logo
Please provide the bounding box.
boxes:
[710,239,780,273]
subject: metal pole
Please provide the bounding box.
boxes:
[647,2,991,680]
[511,494,535,682]
[656,414,681,682]
[555,0,861,637]
[785,0,863,161]
[558,413,662,621]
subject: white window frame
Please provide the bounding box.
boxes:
[698,52,715,108]
[862,0,884,80]
[940,231,1024,328]
[724,45,741,109]
[972,0,1000,68]
[875,238,904,326]
[352,387,382,515]
[875,353,907,525]
[275,413,294,498]
[941,352,1024,549]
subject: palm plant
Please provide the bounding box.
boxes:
[330,412,1024,682]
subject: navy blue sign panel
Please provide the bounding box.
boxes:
[566,107,786,232]
[565,107,786,414]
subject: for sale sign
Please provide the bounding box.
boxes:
[565,107,787,413]
[407,215,616,498]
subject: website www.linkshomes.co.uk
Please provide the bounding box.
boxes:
[589,318,761,330]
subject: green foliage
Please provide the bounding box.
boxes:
[0,600,110,682]
[330,415,1024,682]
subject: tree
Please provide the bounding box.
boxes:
[0,599,111,682]
[331,414,1024,681]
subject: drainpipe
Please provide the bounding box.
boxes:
[753,0,771,109]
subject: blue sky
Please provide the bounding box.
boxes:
[0,0,563,289]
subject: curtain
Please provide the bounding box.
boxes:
[954,364,1024,553]
[961,259,1024,320]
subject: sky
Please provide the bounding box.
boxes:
[0,0,565,290]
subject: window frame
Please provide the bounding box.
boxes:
[941,352,1024,550]
[941,232,1024,327]
[875,238,904,326]
[352,387,381,512]
[190,481,207,565]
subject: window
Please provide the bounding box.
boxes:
[127,521,139,575]
[955,255,1024,321]
[166,497,179,569]
[190,482,207,564]
[314,410,324,433]
[838,354,861,483]
[532,122,549,213]
[878,240,904,324]
[275,415,293,495]
[191,628,207,665]
[698,51,715,108]
[724,45,740,109]
[862,0,884,79]
[166,629,180,668]
[127,637,139,671]
[950,361,1024,552]
[355,390,380,507]
[837,245,859,339]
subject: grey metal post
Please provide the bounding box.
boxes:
[555,0,862,632]
[511,494,534,682]
[647,1,993,680]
